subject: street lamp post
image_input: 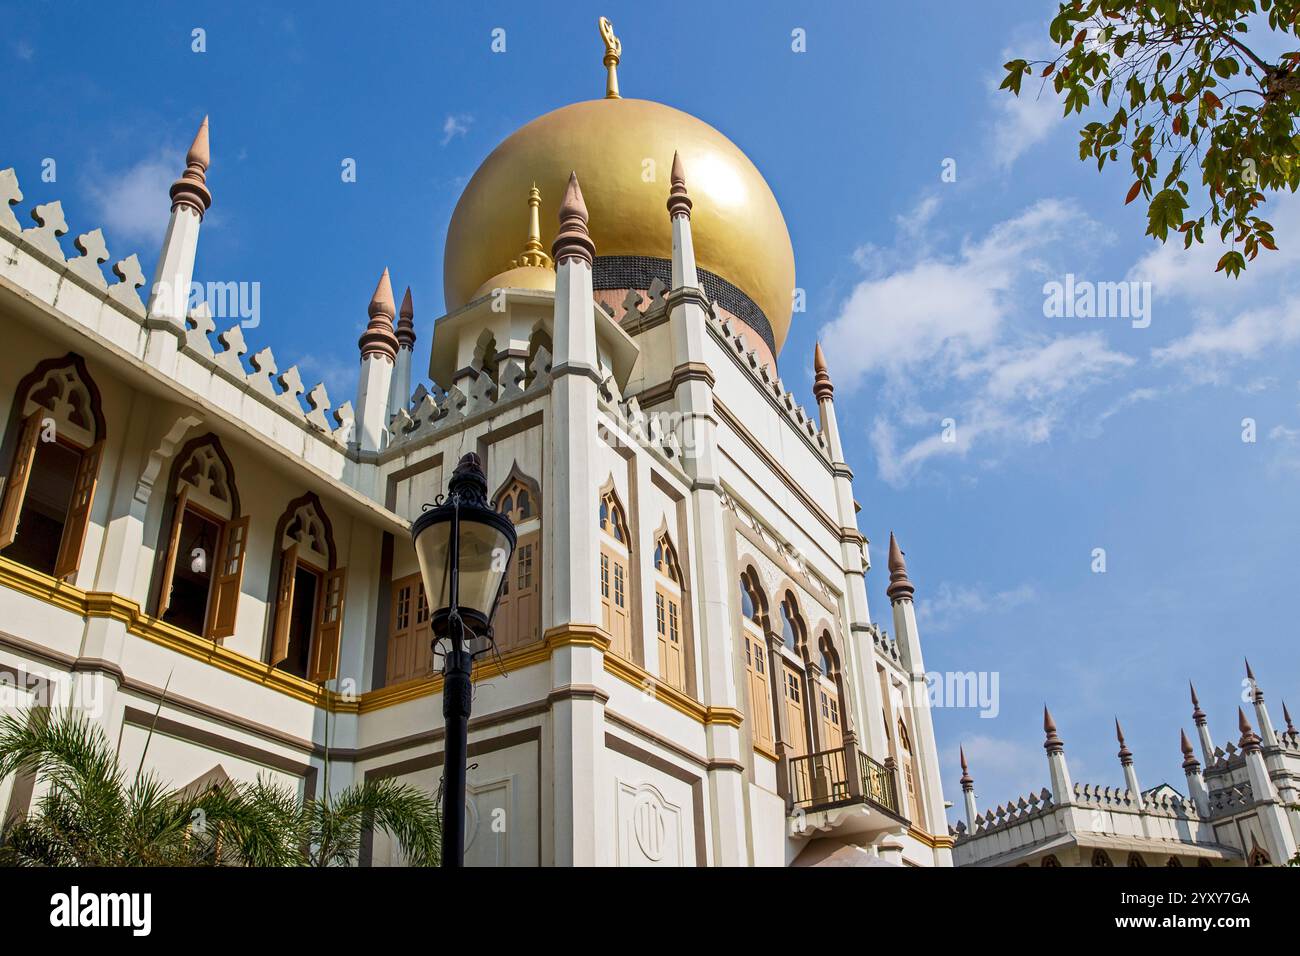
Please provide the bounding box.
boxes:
[410,452,516,868]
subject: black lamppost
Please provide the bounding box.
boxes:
[411,452,516,868]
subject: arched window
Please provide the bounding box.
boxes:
[781,599,800,653]
[652,531,685,691]
[898,717,919,818]
[598,486,633,660]
[1127,852,1146,867]
[1091,849,1113,867]
[490,470,542,654]
[1041,855,1061,867]
[1166,856,1182,867]
[812,632,845,758]
[1197,858,1213,868]
[739,578,755,620]
[739,566,774,753]
[153,435,248,640]
[0,354,106,581]
[268,494,346,684]
[777,593,810,758]
[1248,845,1271,867]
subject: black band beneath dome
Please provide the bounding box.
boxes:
[592,255,776,356]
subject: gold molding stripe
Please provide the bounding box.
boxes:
[0,556,339,709]
[602,651,744,728]
[1,559,746,730]
[907,826,956,849]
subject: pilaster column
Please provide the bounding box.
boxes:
[547,173,606,866]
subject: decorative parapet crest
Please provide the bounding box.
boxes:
[0,167,353,449]
[865,620,901,664]
[384,345,553,451]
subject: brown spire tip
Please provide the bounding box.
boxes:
[169,114,212,216]
[1115,718,1132,764]
[959,745,974,788]
[885,531,914,603]
[552,171,594,265]
[1043,705,1065,754]
[1238,707,1262,752]
[667,150,692,220]
[369,267,395,318]
[395,286,416,350]
[359,268,398,361]
[813,342,834,403]
[1180,729,1200,770]
[187,115,210,169]
[1245,657,1255,681]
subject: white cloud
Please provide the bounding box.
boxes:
[944,734,1047,809]
[990,81,1062,170]
[918,582,1037,633]
[440,114,472,146]
[1153,297,1300,376]
[822,199,1133,485]
[14,39,34,62]
[84,148,182,247]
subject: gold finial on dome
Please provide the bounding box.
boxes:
[598,16,622,99]
[512,183,553,270]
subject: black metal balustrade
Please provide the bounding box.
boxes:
[789,746,901,817]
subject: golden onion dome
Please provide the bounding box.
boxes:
[443,95,796,354]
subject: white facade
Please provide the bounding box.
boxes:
[0,102,952,865]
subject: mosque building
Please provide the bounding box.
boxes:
[0,19,952,865]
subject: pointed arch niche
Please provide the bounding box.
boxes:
[651,523,689,693]
[491,464,542,653]
[738,563,774,753]
[598,479,635,662]
[0,353,107,581]
[150,433,248,640]
[265,492,346,684]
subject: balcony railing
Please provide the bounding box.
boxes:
[789,746,902,818]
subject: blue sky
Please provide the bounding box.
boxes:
[3,1,1297,821]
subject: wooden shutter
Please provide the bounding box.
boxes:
[783,665,807,757]
[819,687,843,751]
[494,549,514,652]
[665,594,684,690]
[270,544,298,666]
[309,567,346,683]
[387,579,415,685]
[53,440,103,580]
[599,550,611,636]
[0,414,42,549]
[206,515,249,639]
[156,485,191,615]
[414,584,432,675]
[611,555,630,658]
[655,590,668,677]
[750,637,772,748]
[513,536,537,647]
